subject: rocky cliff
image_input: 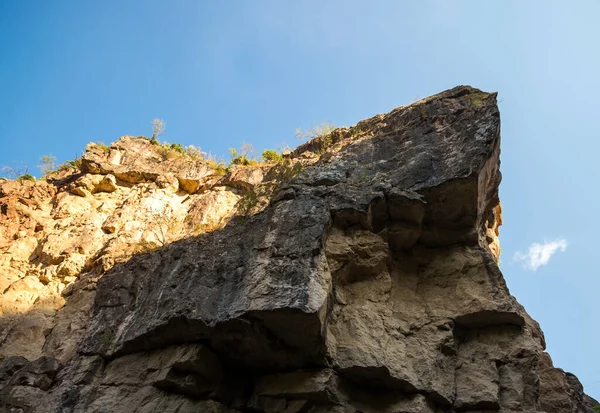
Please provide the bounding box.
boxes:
[0,86,596,413]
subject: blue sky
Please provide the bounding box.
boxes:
[1,0,599,397]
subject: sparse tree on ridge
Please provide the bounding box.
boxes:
[151,119,166,140]
[38,155,56,176]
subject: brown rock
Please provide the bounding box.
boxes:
[70,186,89,197]
[94,174,118,193]
[225,166,264,190]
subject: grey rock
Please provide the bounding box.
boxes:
[0,356,28,382]
[8,356,60,391]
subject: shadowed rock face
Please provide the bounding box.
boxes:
[0,86,597,412]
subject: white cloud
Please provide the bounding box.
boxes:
[513,239,568,271]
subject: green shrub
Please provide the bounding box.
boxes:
[262,149,282,163]
[228,142,257,166]
[231,156,252,166]
[58,152,84,171]
[17,174,35,182]
[96,142,110,152]
[170,143,185,154]
[205,153,227,175]
[65,157,83,169]
[213,163,227,175]
[156,145,179,161]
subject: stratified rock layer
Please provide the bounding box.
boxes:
[0,86,597,412]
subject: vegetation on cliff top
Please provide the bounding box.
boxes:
[1,117,340,181]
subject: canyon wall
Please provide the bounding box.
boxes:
[0,86,596,412]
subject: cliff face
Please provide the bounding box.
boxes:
[0,86,596,413]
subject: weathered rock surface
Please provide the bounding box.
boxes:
[0,86,596,412]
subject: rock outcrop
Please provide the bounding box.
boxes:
[0,86,596,412]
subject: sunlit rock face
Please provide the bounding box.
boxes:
[0,86,597,412]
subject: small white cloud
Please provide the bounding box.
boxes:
[513,239,568,271]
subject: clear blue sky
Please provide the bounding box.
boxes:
[1,0,598,397]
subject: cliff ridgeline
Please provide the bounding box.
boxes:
[0,86,597,412]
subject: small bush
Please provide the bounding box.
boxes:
[231,156,254,166]
[153,140,201,161]
[205,153,228,175]
[170,143,185,154]
[228,142,257,166]
[156,145,180,161]
[262,150,282,163]
[213,162,228,175]
[154,142,190,161]
[96,142,110,152]
[59,152,84,171]
[295,122,336,142]
[66,157,83,169]
[17,174,35,182]
[228,147,243,164]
